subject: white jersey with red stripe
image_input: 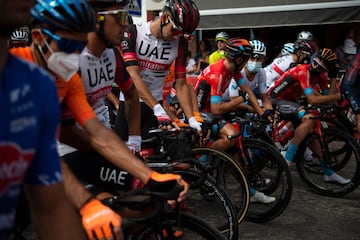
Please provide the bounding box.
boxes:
[120,22,186,102]
[264,54,295,88]
[78,47,116,128]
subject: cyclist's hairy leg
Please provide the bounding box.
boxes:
[211,123,238,151]
[292,115,315,147]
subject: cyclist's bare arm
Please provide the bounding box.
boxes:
[240,83,265,115]
[306,92,341,105]
[25,183,87,240]
[175,78,195,119]
[106,91,120,111]
[123,86,141,136]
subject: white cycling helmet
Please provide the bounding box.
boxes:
[10,26,29,42]
[249,40,266,57]
[281,42,295,55]
[297,31,314,41]
[215,32,229,42]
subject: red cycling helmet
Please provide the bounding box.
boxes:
[162,0,200,34]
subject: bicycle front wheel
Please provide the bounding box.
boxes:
[192,147,250,226]
[296,127,360,197]
[237,138,293,223]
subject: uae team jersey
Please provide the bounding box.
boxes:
[0,54,62,237]
[120,22,187,102]
[268,64,329,101]
[78,47,133,128]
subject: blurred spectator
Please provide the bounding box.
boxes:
[194,39,211,72]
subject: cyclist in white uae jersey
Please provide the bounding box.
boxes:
[265,40,314,88]
[120,0,202,140]
[59,0,142,157]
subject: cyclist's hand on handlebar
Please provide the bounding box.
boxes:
[145,171,189,202]
[261,109,274,122]
[153,103,172,127]
[189,116,202,134]
[80,198,124,240]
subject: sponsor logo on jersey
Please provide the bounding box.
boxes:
[0,143,34,196]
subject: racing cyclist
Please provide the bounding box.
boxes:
[119,0,202,141]
[268,48,349,184]
[11,1,188,239]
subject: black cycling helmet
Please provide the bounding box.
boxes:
[162,0,200,34]
[225,38,253,61]
[31,0,96,32]
[315,48,338,69]
[294,40,314,55]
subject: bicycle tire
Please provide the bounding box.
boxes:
[236,138,293,223]
[295,127,360,197]
[174,168,239,240]
[129,211,227,240]
[191,147,250,226]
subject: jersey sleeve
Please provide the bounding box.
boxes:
[25,71,63,185]
[121,24,138,67]
[114,47,133,95]
[64,74,96,126]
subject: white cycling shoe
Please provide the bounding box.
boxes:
[324,173,351,185]
[250,191,276,204]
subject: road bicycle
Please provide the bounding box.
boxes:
[101,185,227,239]
[140,128,241,240]
[225,114,292,223]
[270,104,360,197]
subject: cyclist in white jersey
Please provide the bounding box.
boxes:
[120,0,202,140]
[59,0,142,156]
[265,40,314,88]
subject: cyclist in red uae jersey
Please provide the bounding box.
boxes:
[194,38,267,152]
[268,48,350,184]
[11,1,189,239]
[0,1,86,239]
[120,0,202,140]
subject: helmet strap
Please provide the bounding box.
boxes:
[160,14,169,38]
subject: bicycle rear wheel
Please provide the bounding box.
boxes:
[192,147,250,226]
[237,138,292,223]
[296,127,360,197]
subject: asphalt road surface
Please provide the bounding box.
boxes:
[239,167,360,240]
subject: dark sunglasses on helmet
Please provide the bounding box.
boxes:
[97,9,128,25]
[312,58,327,72]
[167,16,183,35]
[42,29,87,53]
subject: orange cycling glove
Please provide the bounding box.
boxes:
[145,171,188,201]
[80,198,122,240]
[194,111,204,123]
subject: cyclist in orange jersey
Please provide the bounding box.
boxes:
[11,0,188,240]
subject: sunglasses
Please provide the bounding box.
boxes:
[167,16,183,35]
[312,58,327,72]
[97,9,128,25]
[42,29,87,53]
